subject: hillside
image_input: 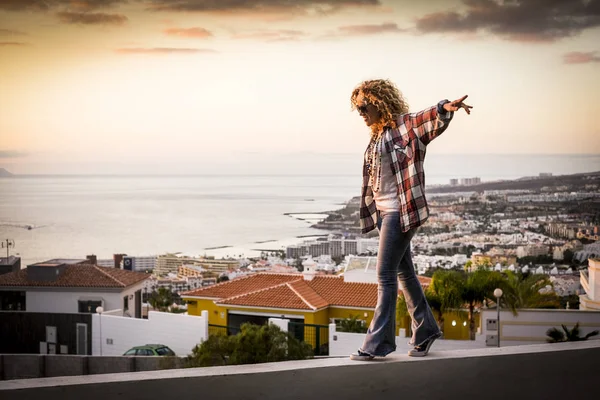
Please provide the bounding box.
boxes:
[0,168,14,177]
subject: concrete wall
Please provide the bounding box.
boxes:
[481,308,600,346]
[26,283,143,314]
[328,324,484,356]
[0,354,186,380]
[1,341,598,399]
[92,310,208,356]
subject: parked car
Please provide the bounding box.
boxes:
[123,344,176,356]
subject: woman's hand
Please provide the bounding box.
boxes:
[443,95,472,115]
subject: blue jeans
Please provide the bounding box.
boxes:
[359,210,441,356]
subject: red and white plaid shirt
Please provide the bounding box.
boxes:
[359,101,454,234]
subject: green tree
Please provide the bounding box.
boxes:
[186,323,313,367]
[500,272,560,315]
[294,257,304,272]
[546,323,599,343]
[337,314,368,333]
[148,287,174,312]
[429,269,504,340]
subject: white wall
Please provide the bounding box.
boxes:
[92,310,208,356]
[25,283,144,314]
[327,324,485,357]
[481,309,600,346]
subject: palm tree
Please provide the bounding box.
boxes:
[500,272,560,315]
[429,269,504,340]
[546,322,599,343]
[148,287,174,312]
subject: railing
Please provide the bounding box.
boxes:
[208,324,241,336]
[289,322,329,356]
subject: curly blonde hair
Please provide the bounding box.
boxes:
[350,79,409,137]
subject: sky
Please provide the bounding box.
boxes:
[0,0,599,174]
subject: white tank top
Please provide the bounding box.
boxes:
[373,138,399,212]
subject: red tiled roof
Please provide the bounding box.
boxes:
[288,280,329,309]
[305,276,378,308]
[183,272,430,311]
[218,283,313,310]
[180,273,301,298]
[0,265,150,289]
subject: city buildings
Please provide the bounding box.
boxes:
[154,254,239,276]
[286,235,379,259]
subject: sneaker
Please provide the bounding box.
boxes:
[408,333,442,357]
[349,349,375,361]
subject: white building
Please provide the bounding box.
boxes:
[0,259,150,317]
[581,258,600,311]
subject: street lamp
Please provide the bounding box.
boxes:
[96,306,104,356]
[493,288,503,348]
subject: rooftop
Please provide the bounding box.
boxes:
[182,272,431,310]
[0,264,151,289]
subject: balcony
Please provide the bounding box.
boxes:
[1,340,598,399]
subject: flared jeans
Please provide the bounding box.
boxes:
[359,210,441,356]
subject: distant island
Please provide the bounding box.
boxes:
[0,168,14,177]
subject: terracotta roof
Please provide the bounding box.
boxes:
[0,265,150,289]
[305,276,378,308]
[180,273,301,298]
[183,272,430,311]
[288,280,329,309]
[217,283,313,310]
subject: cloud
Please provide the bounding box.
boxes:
[0,150,27,158]
[164,27,214,38]
[144,0,382,18]
[337,22,405,35]
[563,51,600,64]
[0,28,28,36]
[0,0,127,12]
[0,41,30,46]
[57,11,128,25]
[415,0,600,43]
[115,47,218,54]
[232,29,307,42]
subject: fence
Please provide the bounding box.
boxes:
[289,322,329,355]
[208,324,241,337]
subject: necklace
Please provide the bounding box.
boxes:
[365,133,383,192]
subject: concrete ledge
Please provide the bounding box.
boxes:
[88,357,134,375]
[2,355,44,380]
[1,341,599,400]
[134,356,184,372]
[45,356,88,378]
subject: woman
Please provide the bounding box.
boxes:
[349,79,472,360]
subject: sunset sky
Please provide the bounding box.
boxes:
[0,0,599,174]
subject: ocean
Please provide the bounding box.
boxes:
[1,154,599,267]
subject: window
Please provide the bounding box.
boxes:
[78,300,103,313]
[123,295,129,311]
[155,347,175,356]
[0,290,26,311]
[138,349,153,356]
[124,349,137,355]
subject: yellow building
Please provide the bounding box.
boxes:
[181,272,446,350]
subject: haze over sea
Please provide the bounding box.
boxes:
[1,154,599,267]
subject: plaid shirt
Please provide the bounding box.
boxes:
[359,100,454,234]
